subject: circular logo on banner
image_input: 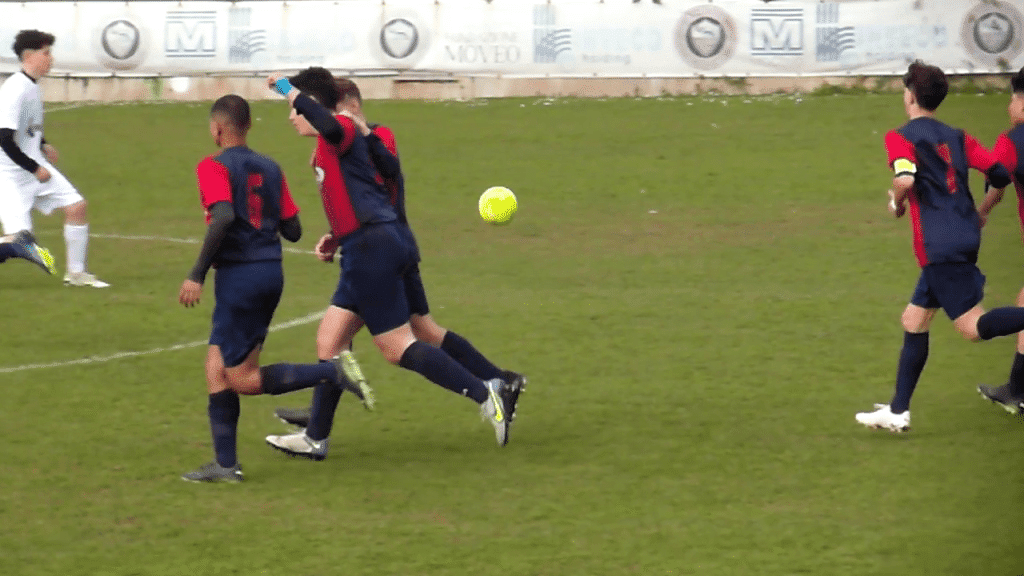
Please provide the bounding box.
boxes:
[371,13,430,67]
[961,1,1024,67]
[674,6,737,71]
[93,18,147,71]
[381,19,419,59]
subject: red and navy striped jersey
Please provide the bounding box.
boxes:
[305,107,396,240]
[197,146,298,264]
[885,117,1004,267]
[993,124,1024,238]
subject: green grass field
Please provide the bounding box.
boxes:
[2,91,1024,576]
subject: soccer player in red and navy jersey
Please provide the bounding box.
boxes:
[855,61,1024,432]
[177,95,363,483]
[268,68,520,448]
[978,67,1024,413]
[266,77,525,458]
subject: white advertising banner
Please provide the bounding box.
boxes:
[0,0,1019,77]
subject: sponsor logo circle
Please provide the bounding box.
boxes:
[674,6,737,71]
[93,18,147,70]
[380,18,419,59]
[371,13,430,66]
[961,1,1023,67]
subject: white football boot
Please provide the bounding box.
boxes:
[855,403,910,433]
[265,432,328,461]
[64,271,110,288]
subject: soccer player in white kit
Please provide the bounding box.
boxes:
[0,30,107,287]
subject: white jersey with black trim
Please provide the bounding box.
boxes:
[0,71,44,173]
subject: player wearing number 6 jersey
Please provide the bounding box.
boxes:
[855,61,1024,432]
[178,95,364,483]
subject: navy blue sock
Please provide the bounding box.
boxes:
[307,359,343,441]
[259,363,336,395]
[977,307,1024,340]
[890,332,929,414]
[0,242,15,263]
[208,390,240,468]
[399,341,488,403]
[440,331,502,380]
[1008,352,1024,396]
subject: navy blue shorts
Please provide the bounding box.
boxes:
[331,222,420,335]
[910,262,985,321]
[395,224,427,316]
[210,261,283,367]
[402,262,430,317]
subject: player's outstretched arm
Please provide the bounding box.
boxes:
[292,94,346,144]
[267,73,348,145]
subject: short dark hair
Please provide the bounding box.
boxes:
[335,78,362,105]
[902,60,948,111]
[13,29,55,60]
[290,67,340,110]
[1012,66,1024,94]
[210,94,251,132]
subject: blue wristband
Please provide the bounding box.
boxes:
[273,78,294,96]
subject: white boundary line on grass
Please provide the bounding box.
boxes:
[0,232,326,374]
[0,311,325,374]
[91,233,315,255]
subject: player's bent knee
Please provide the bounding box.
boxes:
[411,325,445,347]
[953,306,985,342]
[901,305,935,333]
[901,315,925,333]
[374,336,414,365]
[373,323,417,365]
[376,343,405,365]
[955,324,983,342]
[63,199,88,223]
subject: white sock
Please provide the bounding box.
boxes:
[64,223,89,274]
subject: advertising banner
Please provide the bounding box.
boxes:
[0,0,1018,77]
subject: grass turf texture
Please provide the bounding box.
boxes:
[1,93,1023,575]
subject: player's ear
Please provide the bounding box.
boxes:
[209,118,222,145]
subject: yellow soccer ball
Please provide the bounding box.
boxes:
[478,186,517,225]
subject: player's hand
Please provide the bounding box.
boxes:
[314,233,340,263]
[34,165,51,183]
[41,143,58,164]
[338,110,371,136]
[887,189,905,218]
[978,210,989,228]
[179,279,203,307]
[266,73,285,90]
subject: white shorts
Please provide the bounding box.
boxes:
[0,162,83,234]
